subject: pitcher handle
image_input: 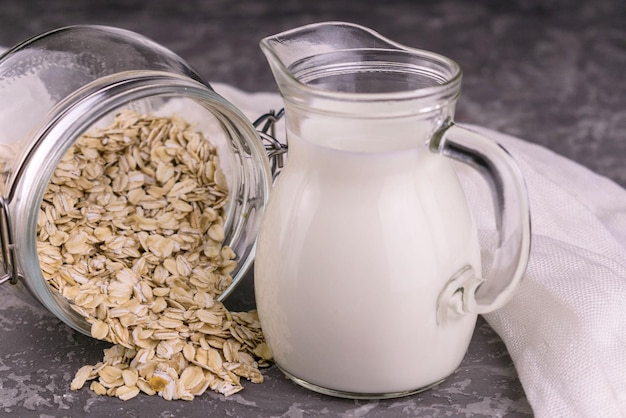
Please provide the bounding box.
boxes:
[431,122,531,314]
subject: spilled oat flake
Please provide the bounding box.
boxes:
[36,110,272,401]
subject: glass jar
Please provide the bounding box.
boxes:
[0,25,281,336]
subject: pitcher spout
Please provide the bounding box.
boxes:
[260,22,398,93]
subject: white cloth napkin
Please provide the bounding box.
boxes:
[212,83,626,417]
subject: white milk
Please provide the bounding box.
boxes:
[254,115,481,395]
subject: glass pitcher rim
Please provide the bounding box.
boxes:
[260,21,463,103]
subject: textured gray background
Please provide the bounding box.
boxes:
[0,0,623,416]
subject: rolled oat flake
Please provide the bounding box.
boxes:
[0,25,283,400]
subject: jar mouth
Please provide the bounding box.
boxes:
[287,48,462,101]
[260,21,462,113]
[264,48,461,118]
[10,71,271,334]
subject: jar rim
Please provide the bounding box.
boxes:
[8,71,272,335]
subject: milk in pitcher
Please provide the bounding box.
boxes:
[254,115,481,395]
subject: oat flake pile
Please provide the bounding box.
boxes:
[36,110,272,401]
